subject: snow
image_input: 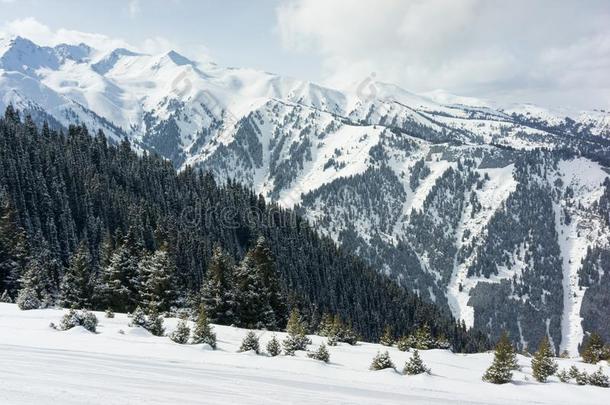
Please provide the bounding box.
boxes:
[552,158,610,355]
[447,164,517,327]
[0,304,608,405]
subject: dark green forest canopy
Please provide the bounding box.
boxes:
[0,107,488,351]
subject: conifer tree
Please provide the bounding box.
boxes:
[170,318,191,344]
[380,325,394,346]
[581,332,606,364]
[556,368,570,383]
[307,343,330,363]
[234,254,275,329]
[200,245,236,325]
[482,332,518,384]
[403,349,431,375]
[266,335,281,356]
[588,367,609,388]
[129,307,147,328]
[317,313,334,337]
[99,234,140,312]
[397,335,414,351]
[0,196,28,294]
[139,246,176,313]
[16,259,45,310]
[531,336,558,382]
[370,350,395,371]
[239,331,260,354]
[60,242,91,309]
[283,308,311,355]
[0,290,12,303]
[192,304,216,348]
[414,324,434,350]
[146,307,165,336]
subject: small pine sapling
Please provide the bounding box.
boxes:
[531,336,558,382]
[266,335,281,356]
[379,325,394,347]
[403,349,431,375]
[239,331,260,354]
[192,305,216,349]
[482,332,518,384]
[370,350,395,371]
[587,367,609,388]
[307,343,330,363]
[105,308,114,318]
[170,319,191,344]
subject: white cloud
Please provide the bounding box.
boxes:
[276,0,610,109]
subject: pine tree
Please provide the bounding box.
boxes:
[192,304,217,348]
[0,290,12,303]
[307,343,330,363]
[403,349,430,375]
[170,318,191,344]
[370,350,395,371]
[531,336,558,382]
[0,197,28,294]
[105,308,114,318]
[414,324,434,350]
[397,335,414,351]
[234,237,287,330]
[147,308,165,336]
[317,313,333,337]
[482,332,518,384]
[556,368,570,383]
[239,331,260,354]
[139,246,177,313]
[283,308,311,355]
[582,332,606,364]
[380,325,394,346]
[60,242,91,309]
[266,335,281,356]
[99,235,140,312]
[129,306,147,327]
[588,367,609,388]
[200,245,236,325]
[16,260,44,310]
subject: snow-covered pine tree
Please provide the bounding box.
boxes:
[16,260,43,310]
[397,335,414,351]
[317,313,333,337]
[170,318,191,344]
[283,308,311,355]
[403,349,431,375]
[414,324,434,350]
[60,309,98,332]
[105,308,114,318]
[588,367,609,387]
[531,336,558,382]
[370,350,395,371]
[146,307,165,336]
[482,332,518,384]
[99,232,141,312]
[192,304,217,348]
[239,331,260,354]
[139,246,177,313]
[0,196,28,294]
[307,343,330,363]
[581,332,606,364]
[200,245,236,325]
[556,368,570,383]
[234,237,287,330]
[266,335,281,356]
[380,325,394,346]
[0,290,12,303]
[129,306,147,327]
[60,242,92,309]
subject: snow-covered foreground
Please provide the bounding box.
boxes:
[0,304,607,405]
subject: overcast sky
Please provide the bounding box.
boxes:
[1,0,609,110]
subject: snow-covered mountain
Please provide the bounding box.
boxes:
[1,36,609,355]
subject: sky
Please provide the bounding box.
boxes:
[0,0,609,110]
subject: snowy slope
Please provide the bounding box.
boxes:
[0,304,608,405]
